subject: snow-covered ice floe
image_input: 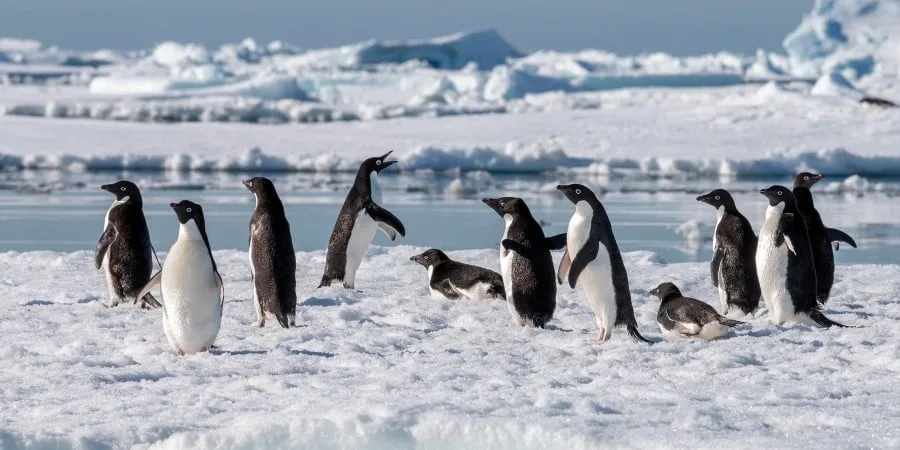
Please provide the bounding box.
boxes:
[0,246,896,448]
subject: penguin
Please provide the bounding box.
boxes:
[409,248,505,301]
[696,189,761,315]
[135,200,224,355]
[95,180,161,309]
[792,172,858,304]
[556,184,651,343]
[482,197,565,328]
[244,177,296,329]
[319,151,406,289]
[650,282,745,340]
[755,186,850,328]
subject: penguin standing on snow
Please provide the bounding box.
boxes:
[319,151,406,289]
[136,201,224,355]
[755,186,850,328]
[482,197,566,328]
[650,282,745,340]
[556,184,651,343]
[409,248,505,300]
[95,180,161,309]
[696,189,761,315]
[792,172,857,304]
[244,177,296,328]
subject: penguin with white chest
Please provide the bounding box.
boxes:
[556,184,651,343]
[244,177,296,328]
[136,200,224,355]
[696,189,761,315]
[319,151,406,289]
[482,197,566,328]
[755,186,850,328]
[650,282,745,340]
[410,248,505,300]
[792,172,857,305]
[95,180,161,309]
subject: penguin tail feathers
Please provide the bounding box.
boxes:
[138,293,162,309]
[275,312,291,329]
[626,324,653,344]
[529,313,552,329]
[717,317,746,328]
[487,284,506,300]
[809,311,857,328]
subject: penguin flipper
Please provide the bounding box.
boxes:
[568,243,599,289]
[545,233,567,250]
[134,271,162,304]
[366,203,406,239]
[557,249,571,285]
[717,316,745,327]
[215,272,225,308]
[826,228,857,249]
[710,247,724,288]
[94,227,115,270]
[432,278,461,300]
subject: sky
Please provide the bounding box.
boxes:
[0,0,812,54]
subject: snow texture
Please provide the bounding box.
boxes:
[0,246,896,448]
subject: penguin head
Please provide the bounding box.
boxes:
[482,196,526,217]
[101,180,141,202]
[242,176,277,196]
[759,185,795,207]
[695,189,734,209]
[361,150,398,175]
[793,172,823,189]
[649,282,681,301]
[170,200,204,225]
[556,184,598,206]
[409,249,450,268]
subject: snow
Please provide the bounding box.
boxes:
[810,71,865,99]
[0,246,896,448]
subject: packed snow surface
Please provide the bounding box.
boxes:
[0,246,896,448]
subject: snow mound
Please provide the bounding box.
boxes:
[0,247,895,448]
[783,0,900,78]
[89,73,310,100]
[810,71,865,99]
[152,41,212,70]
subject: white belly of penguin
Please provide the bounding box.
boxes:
[756,209,794,324]
[344,210,379,286]
[161,239,221,354]
[716,261,728,314]
[567,207,617,333]
[499,215,522,322]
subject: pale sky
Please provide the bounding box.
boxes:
[0,0,812,54]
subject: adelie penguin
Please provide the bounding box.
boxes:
[410,248,505,301]
[319,151,406,289]
[244,177,297,329]
[793,172,857,304]
[650,282,745,340]
[696,189,761,315]
[482,197,565,328]
[136,201,224,355]
[556,184,651,344]
[756,186,851,328]
[95,180,161,309]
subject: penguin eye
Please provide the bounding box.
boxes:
[500,202,506,208]
[186,207,192,213]
[376,160,382,166]
[120,186,126,191]
[424,256,429,260]
[803,176,809,181]
[575,189,581,195]
[714,195,720,200]
[777,191,783,196]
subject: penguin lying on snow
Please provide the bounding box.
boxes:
[696,189,761,315]
[95,180,161,309]
[792,172,857,305]
[136,200,224,355]
[482,197,566,328]
[556,184,651,344]
[650,282,745,340]
[756,186,852,328]
[410,248,505,300]
[319,151,406,290]
[244,177,297,329]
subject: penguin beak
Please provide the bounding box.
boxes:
[649,287,659,297]
[242,179,253,190]
[378,160,397,171]
[101,184,115,193]
[695,192,711,203]
[482,197,501,213]
[169,202,178,209]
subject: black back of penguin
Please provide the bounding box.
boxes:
[696,189,761,314]
[245,177,297,328]
[482,197,556,327]
[95,180,157,307]
[410,249,505,300]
